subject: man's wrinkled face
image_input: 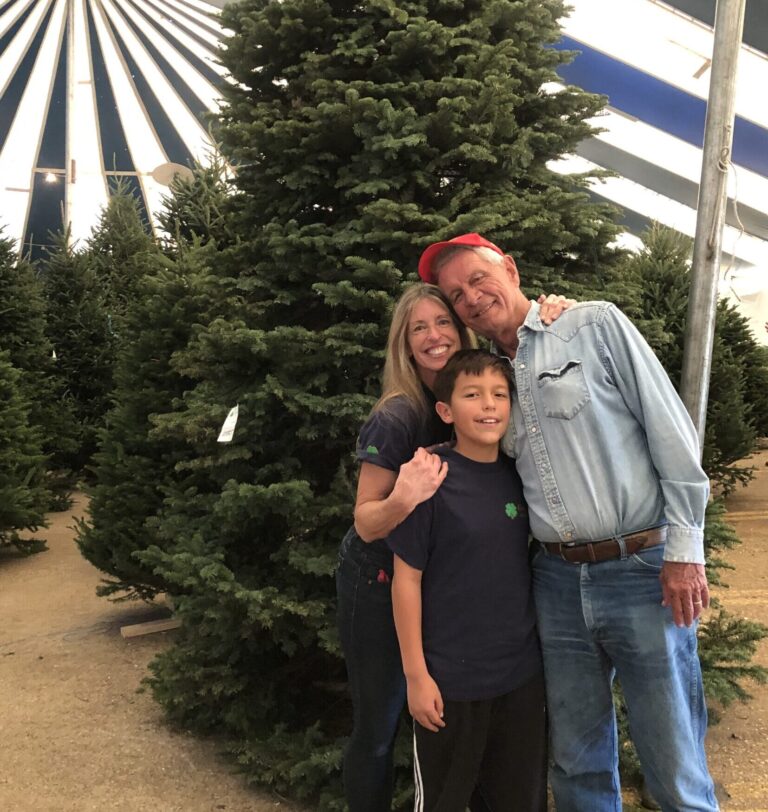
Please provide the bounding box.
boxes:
[435,250,521,340]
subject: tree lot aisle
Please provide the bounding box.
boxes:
[0,494,303,812]
[707,448,768,811]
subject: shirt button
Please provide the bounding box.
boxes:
[519,363,526,369]
[564,532,573,539]
[531,426,537,433]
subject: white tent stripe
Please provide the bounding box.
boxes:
[67,0,109,245]
[100,0,210,163]
[146,0,224,45]
[0,0,37,40]
[129,0,227,77]
[116,0,222,111]
[0,0,65,246]
[0,0,53,99]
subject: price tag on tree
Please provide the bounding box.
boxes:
[217,405,239,443]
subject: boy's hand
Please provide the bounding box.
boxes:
[537,293,577,325]
[392,448,448,508]
[407,673,445,732]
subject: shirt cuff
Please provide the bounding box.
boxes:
[662,527,706,565]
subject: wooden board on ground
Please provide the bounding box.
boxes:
[120,617,181,639]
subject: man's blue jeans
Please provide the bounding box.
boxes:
[531,542,719,812]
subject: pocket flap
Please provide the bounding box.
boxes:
[537,359,582,383]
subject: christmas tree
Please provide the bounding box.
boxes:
[0,351,48,553]
[133,1,622,806]
[76,237,239,598]
[38,231,114,474]
[613,226,768,784]
[0,232,76,508]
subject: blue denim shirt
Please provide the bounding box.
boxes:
[500,301,709,564]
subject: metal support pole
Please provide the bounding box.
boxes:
[65,0,76,245]
[680,0,746,453]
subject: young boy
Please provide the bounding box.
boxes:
[387,350,546,812]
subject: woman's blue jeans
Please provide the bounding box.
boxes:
[531,542,719,812]
[337,528,405,812]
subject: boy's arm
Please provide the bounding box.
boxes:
[392,555,445,732]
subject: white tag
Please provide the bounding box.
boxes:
[217,405,239,443]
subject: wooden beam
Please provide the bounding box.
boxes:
[120,617,181,639]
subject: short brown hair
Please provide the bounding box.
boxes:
[433,350,513,404]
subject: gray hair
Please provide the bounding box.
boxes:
[432,245,505,281]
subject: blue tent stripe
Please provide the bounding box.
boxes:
[554,36,768,179]
[124,0,222,88]
[0,0,57,154]
[0,0,39,60]
[86,1,134,171]
[102,8,194,167]
[36,13,67,169]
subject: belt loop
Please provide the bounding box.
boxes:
[615,535,628,560]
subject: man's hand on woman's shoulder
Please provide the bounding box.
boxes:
[537,293,577,325]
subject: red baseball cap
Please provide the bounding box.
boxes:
[418,233,505,283]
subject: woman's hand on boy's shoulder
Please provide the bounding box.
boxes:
[392,448,448,509]
[537,293,577,325]
[406,672,446,732]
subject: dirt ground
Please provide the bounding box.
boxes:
[0,494,303,812]
[1,454,766,812]
[705,448,768,811]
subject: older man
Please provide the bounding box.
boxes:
[418,233,718,812]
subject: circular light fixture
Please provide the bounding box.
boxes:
[151,162,195,186]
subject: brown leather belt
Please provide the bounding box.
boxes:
[537,526,667,564]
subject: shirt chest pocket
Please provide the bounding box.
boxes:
[536,359,590,419]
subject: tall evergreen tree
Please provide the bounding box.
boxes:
[622,225,766,494]
[0,352,48,553]
[39,231,113,473]
[134,2,622,806]
[73,193,189,585]
[613,226,768,784]
[37,194,163,478]
[75,159,242,596]
[76,240,240,598]
[0,233,76,507]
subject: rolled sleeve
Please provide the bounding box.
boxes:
[598,306,709,564]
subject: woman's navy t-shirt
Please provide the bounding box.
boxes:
[352,390,453,566]
[356,389,453,473]
[387,448,541,702]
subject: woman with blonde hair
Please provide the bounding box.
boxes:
[336,282,570,811]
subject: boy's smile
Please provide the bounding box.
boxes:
[436,368,511,462]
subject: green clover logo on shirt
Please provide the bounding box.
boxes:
[505,502,519,519]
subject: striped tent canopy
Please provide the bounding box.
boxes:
[554,0,768,342]
[0,0,228,259]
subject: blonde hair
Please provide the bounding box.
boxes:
[373,283,476,417]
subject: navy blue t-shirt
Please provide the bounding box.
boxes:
[387,448,541,702]
[356,389,453,472]
[349,391,454,567]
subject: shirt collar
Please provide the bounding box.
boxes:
[522,300,546,332]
